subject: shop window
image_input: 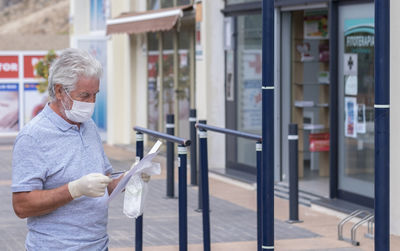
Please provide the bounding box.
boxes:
[236,14,262,168]
[147,0,191,10]
[147,33,160,132]
[90,0,106,31]
[226,0,261,5]
[338,3,375,199]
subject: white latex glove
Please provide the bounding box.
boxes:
[68,173,112,199]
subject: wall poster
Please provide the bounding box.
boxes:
[304,10,329,39]
[345,96,357,138]
[24,83,48,124]
[0,83,19,132]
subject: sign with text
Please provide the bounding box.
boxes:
[0,56,19,79]
[24,55,44,78]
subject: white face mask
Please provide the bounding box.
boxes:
[62,89,95,123]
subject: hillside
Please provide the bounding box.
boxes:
[0,0,69,35]
[0,0,69,50]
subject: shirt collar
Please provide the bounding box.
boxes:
[42,103,78,132]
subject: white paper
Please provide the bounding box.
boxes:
[345,75,358,95]
[356,104,366,134]
[108,140,162,202]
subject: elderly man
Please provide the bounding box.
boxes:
[12,48,122,250]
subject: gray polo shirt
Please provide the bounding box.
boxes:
[12,104,113,251]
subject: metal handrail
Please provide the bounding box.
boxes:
[134,126,191,146]
[196,123,262,142]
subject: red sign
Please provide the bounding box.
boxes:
[0,56,19,78]
[309,133,330,152]
[24,55,44,78]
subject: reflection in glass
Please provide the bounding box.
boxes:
[343,18,374,183]
[236,14,262,167]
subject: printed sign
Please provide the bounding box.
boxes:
[345,75,358,95]
[0,83,19,132]
[304,10,328,39]
[24,55,44,78]
[356,104,366,134]
[345,97,357,138]
[309,133,330,152]
[24,83,48,124]
[344,53,358,76]
[0,56,19,79]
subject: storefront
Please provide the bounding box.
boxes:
[223,0,374,207]
[106,1,194,141]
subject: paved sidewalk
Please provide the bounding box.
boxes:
[1,139,399,250]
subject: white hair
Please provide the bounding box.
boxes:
[48,48,103,101]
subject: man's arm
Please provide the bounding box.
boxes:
[13,173,112,219]
[12,184,73,219]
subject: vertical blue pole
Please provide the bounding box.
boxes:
[256,141,262,251]
[166,114,175,198]
[135,132,144,251]
[189,109,198,185]
[375,0,390,250]
[329,0,339,199]
[262,0,275,250]
[288,124,300,223]
[178,145,188,251]
[196,120,207,212]
[199,127,211,251]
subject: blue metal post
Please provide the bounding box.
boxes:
[262,0,274,250]
[199,127,210,251]
[329,0,339,199]
[135,132,144,251]
[189,109,198,185]
[375,0,390,250]
[166,114,175,198]
[288,124,301,223]
[196,120,207,212]
[256,141,262,251]
[178,145,188,251]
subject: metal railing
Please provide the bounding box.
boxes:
[133,125,191,251]
[195,121,263,251]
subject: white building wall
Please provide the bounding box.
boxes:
[130,1,147,143]
[106,1,133,145]
[390,0,400,236]
[69,0,90,37]
[196,0,226,169]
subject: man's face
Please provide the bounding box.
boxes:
[62,77,100,109]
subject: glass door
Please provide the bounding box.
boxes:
[338,3,374,200]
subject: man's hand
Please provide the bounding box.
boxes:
[68,173,112,199]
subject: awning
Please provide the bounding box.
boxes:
[106,5,193,35]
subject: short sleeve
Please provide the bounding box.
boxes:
[11,134,48,192]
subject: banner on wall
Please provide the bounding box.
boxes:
[0,56,19,79]
[24,55,44,78]
[24,83,47,124]
[0,83,19,132]
[239,50,262,131]
[77,39,107,130]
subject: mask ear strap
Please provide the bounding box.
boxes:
[61,88,73,111]
[63,88,73,101]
